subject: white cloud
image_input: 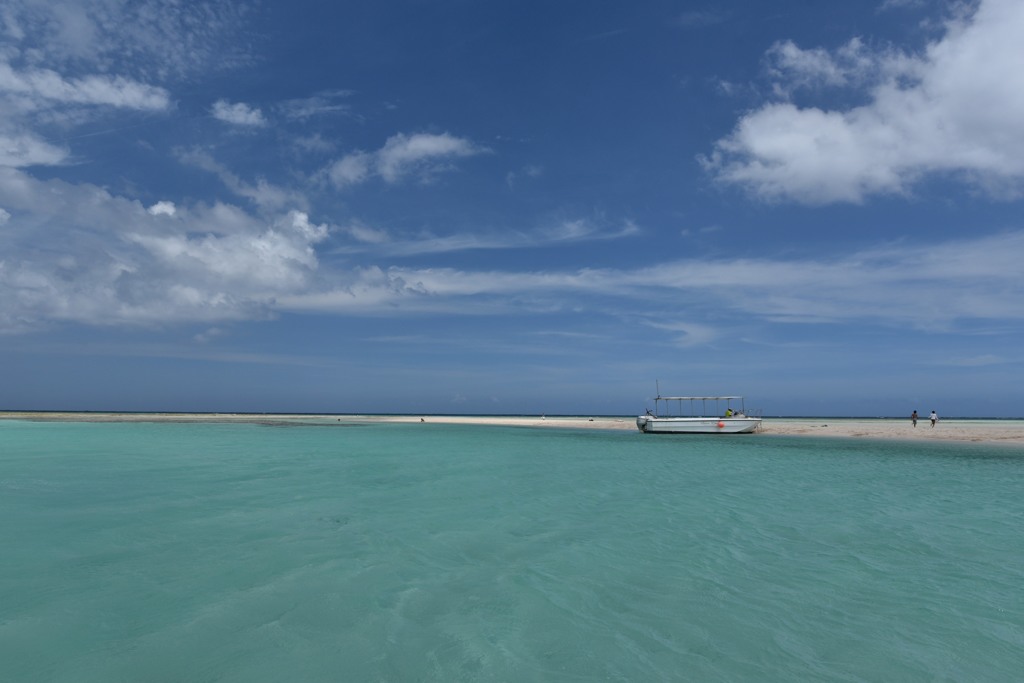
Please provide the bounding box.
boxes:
[340,220,390,244]
[0,131,68,167]
[194,326,228,343]
[376,133,481,182]
[147,201,176,217]
[211,99,266,126]
[280,90,354,120]
[2,164,1023,342]
[879,0,926,10]
[541,218,640,243]
[644,321,720,348]
[328,152,372,188]
[506,164,543,188]
[330,217,640,257]
[327,132,486,188]
[176,148,307,211]
[0,4,184,172]
[0,168,327,332]
[0,63,168,171]
[291,133,336,154]
[0,0,252,82]
[126,219,319,292]
[704,0,1024,203]
[765,38,881,93]
[285,210,329,243]
[282,230,1024,333]
[0,64,170,111]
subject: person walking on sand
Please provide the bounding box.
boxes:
[911,410,918,427]
[930,410,938,428]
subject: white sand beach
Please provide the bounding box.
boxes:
[358,414,1024,444]
[3,412,1024,445]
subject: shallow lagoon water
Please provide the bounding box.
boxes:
[2,419,1022,681]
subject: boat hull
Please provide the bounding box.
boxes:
[636,416,761,434]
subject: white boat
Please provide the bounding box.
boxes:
[636,395,762,434]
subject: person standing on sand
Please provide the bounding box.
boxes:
[930,411,938,427]
[912,410,918,427]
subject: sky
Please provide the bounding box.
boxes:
[2,0,1024,417]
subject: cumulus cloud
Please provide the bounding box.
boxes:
[703,0,1024,203]
[327,132,486,188]
[0,168,327,332]
[765,38,881,93]
[147,201,176,217]
[211,99,267,126]
[126,209,325,293]
[2,152,1022,341]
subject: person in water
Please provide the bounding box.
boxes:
[911,410,918,427]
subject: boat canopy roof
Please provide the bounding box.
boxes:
[654,396,743,401]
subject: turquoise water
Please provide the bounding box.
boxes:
[2,420,1022,682]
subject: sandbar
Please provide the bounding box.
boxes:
[3,412,1024,445]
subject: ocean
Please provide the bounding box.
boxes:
[2,418,1022,682]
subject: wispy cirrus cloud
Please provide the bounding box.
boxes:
[643,321,720,348]
[327,132,487,187]
[286,230,1024,333]
[328,218,640,257]
[176,148,307,212]
[938,354,1009,367]
[0,0,252,81]
[506,164,543,189]
[879,0,927,11]
[280,90,355,120]
[0,64,169,111]
[675,10,730,28]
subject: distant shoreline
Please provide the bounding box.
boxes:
[3,410,1021,420]
[3,412,1024,446]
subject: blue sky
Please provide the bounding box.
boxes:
[2,0,1023,416]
